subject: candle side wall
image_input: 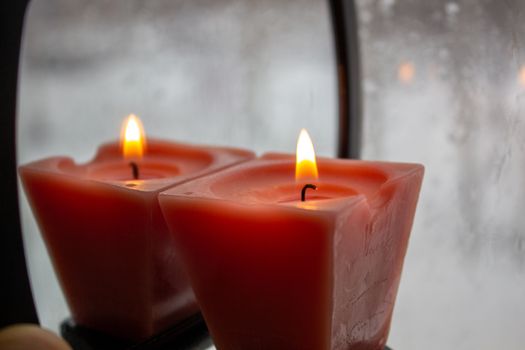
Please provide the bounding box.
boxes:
[330,165,423,349]
[159,197,337,350]
[18,165,199,341]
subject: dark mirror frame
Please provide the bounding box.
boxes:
[0,0,38,328]
[0,0,361,328]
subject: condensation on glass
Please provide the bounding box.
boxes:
[358,1,525,349]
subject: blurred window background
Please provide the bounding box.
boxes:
[17,1,525,349]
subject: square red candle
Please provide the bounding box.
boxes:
[158,152,423,350]
[19,138,254,341]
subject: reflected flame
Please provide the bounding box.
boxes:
[398,62,415,83]
[519,66,525,86]
[120,114,146,159]
[295,129,318,182]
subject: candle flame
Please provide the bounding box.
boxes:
[295,128,318,182]
[121,114,146,160]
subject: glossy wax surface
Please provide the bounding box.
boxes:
[159,153,423,350]
[19,139,254,341]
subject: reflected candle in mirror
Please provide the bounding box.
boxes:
[159,131,423,350]
[19,116,255,341]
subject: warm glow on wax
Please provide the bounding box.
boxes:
[295,128,318,182]
[121,114,146,160]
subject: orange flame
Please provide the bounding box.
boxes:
[120,114,146,160]
[295,128,318,182]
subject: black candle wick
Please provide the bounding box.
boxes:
[301,184,317,202]
[129,162,139,180]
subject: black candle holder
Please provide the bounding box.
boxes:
[61,314,393,350]
[60,313,211,350]
[0,1,375,349]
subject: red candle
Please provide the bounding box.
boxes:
[19,115,255,341]
[159,130,423,350]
